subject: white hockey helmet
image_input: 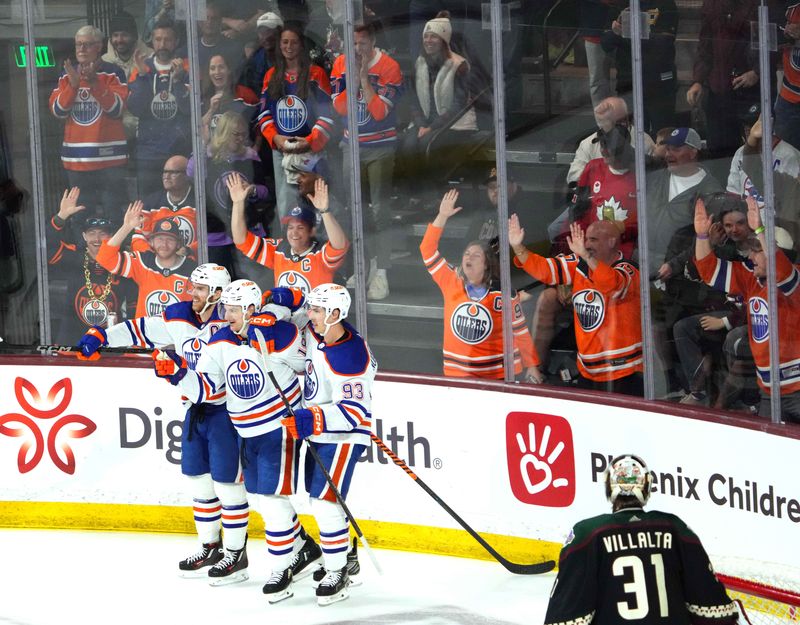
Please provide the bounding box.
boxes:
[190,263,232,292]
[605,454,652,506]
[221,279,262,314]
[307,283,350,321]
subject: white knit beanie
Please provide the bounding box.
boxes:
[423,15,452,46]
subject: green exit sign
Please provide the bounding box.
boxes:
[15,45,55,68]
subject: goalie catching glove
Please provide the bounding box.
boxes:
[77,326,108,360]
[261,287,305,311]
[282,406,325,440]
[152,349,188,385]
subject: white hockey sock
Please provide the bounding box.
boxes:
[258,495,299,571]
[215,481,249,551]
[311,498,348,571]
[187,474,220,544]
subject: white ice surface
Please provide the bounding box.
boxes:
[0,529,556,625]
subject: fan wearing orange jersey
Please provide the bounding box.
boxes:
[229,172,349,294]
[510,214,643,396]
[421,190,541,381]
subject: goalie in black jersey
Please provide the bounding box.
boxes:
[545,454,738,625]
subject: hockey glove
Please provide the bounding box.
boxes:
[247,314,277,352]
[77,326,108,360]
[152,349,189,385]
[262,287,305,311]
[282,406,325,440]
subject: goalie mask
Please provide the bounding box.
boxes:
[306,283,350,335]
[605,454,652,506]
[220,280,262,335]
[190,263,231,314]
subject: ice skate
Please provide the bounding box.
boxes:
[314,537,361,586]
[289,532,323,580]
[207,545,249,586]
[262,567,294,603]
[178,541,223,578]
[316,567,351,606]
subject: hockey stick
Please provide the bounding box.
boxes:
[370,434,556,575]
[0,343,149,359]
[253,332,383,575]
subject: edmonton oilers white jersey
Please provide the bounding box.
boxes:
[106,301,229,404]
[185,322,305,438]
[302,321,377,446]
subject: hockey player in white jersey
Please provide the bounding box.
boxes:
[175,279,322,602]
[280,283,378,606]
[77,263,252,584]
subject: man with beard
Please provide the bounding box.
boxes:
[47,187,135,344]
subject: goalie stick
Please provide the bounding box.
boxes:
[371,434,556,575]
[253,331,383,575]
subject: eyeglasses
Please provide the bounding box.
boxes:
[75,41,99,49]
[85,218,112,228]
[162,170,185,176]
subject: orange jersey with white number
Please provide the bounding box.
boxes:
[236,231,349,294]
[515,251,642,382]
[96,241,192,317]
[421,223,538,378]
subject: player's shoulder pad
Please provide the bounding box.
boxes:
[271,319,300,352]
[209,326,242,346]
[164,301,201,325]
[323,330,370,376]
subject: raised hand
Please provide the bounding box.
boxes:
[123,200,144,230]
[566,222,588,258]
[80,60,98,85]
[746,196,762,232]
[508,213,525,248]
[694,196,712,236]
[708,221,725,247]
[170,58,185,81]
[225,172,254,203]
[58,187,86,220]
[438,189,462,219]
[63,59,80,88]
[133,48,149,75]
[307,178,329,211]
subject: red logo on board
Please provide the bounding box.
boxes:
[0,377,96,475]
[506,412,575,507]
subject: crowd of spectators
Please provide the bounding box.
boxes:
[35,0,800,423]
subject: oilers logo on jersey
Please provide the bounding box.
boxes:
[749,296,770,343]
[276,95,307,133]
[356,89,371,126]
[214,170,250,209]
[171,215,195,248]
[151,89,178,120]
[226,358,265,399]
[146,290,181,317]
[573,289,605,332]
[303,360,318,400]
[278,271,312,294]
[181,337,207,369]
[450,302,493,345]
[72,88,102,126]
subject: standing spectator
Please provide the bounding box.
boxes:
[96,202,193,317]
[774,3,800,151]
[200,54,259,143]
[143,0,174,46]
[47,188,135,343]
[602,0,678,134]
[230,173,349,294]
[686,0,760,160]
[179,1,243,72]
[128,20,191,196]
[421,190,541,381]
[240,12,284,96]
[102,11,152,146]
[133,155,197,256]
[511,216,643,396]
[579,0,618,109]
[257,25,335,222]
[49,25,128,218]
[331,21,402,301]
[188,111,271,277]
[545,454,737,625]
[694,197,800,422]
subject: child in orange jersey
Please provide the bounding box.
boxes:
[420,189,541,381]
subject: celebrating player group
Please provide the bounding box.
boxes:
[77,264,376,607]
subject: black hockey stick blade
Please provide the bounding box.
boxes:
[371,434,556,575]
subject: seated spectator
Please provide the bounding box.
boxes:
[693,196,800,423]
[188,111,271,276]
[566,97,655,189]
[47,187,135,342]
[49,25,128,218]
[240,12,283,96]
[133,155,197,256]
[510,214,643,396]
[102,11,152,145]
[421,190,541,381]
[128,19,191,196]
[96,201,193,317]
[407,12,478,193]
[256,24,334,222]
[200,53,259,142]
[331,20,403,301]
[229,172,349,293]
